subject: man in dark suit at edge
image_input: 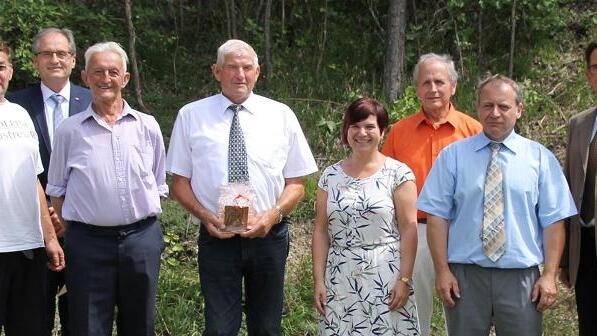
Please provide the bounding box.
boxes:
[561,41,597,336]
[7,27,91,336]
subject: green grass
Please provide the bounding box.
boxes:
[153,200,580,335]
[156,262,204,335]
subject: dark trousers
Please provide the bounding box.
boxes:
[64,217,163,336]
[575,227,597,336]
[198,218,290,336]
[46,237,69,336]
[0,247,48,336]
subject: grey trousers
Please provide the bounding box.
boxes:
[445,263,542,336]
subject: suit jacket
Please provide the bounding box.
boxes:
[564,105,597,285]
[7,83,92,189]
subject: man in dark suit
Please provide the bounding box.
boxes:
[7,27,91,336]
[562,40,597,336]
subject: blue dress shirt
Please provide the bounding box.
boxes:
[417,131,577,268]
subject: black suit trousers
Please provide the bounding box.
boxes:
[575,227,597,336]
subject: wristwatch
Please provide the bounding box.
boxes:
[398,276,412,286]
[274,204,284,223]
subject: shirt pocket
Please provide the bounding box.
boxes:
[141,140,154,175]
[506,169,539,210]
[132,139,154,179]
[249,138,288,173]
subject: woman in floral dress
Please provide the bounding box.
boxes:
[312,97,419,335]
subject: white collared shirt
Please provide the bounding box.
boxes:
[166,93,318,217]
[40,81,70,147]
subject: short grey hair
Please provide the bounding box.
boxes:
[413,53,458,84]
[32,28,76,54]
[216,39,259,67]
[476,73,523,105]
[84,42,129,72]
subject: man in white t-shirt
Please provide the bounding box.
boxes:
[167,39,318,335]
[7,28,91,336]
[0,41,64,336]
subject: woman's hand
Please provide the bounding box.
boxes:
[388,279,409,310]
[313,281,327,315]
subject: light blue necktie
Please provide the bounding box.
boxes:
[50,94,66,134]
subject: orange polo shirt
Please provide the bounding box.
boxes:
[381,103,482,220]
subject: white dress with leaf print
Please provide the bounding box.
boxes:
[318,157,419,336]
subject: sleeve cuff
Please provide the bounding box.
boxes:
[166,166,192,178]
[45,184,66,197]
[158,184,169,198]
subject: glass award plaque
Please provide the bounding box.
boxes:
[218,183,255,233]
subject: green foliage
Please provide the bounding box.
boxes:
[281,256,319,335]
[389,85,419,122]
[0,0,65,82]
[293,175,318,222]
[160,198,197,268]
[156,262,204,335]
[3,0,595,334]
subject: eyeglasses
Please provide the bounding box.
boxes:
[35,50,72,59]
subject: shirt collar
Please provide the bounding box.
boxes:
[40,81,71,103]
[80,99,137,125]
[473,130,521,154]
[219,92,256,115]
[414,102,459,128]
[590,106,597,141]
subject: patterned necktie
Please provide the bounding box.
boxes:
[50,94,66,134]
[228,104,249,183]
[482,142,506,262]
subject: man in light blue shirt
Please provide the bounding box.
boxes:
[417,74,577,336]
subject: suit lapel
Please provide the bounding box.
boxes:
[70,85,84,116]
[579,109,597,177]
[31,85,52,154]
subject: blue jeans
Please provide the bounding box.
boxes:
[198,218,289,336]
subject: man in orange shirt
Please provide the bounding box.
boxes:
[382,53,481,336]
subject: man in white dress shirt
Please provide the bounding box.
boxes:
[167,39,317,335]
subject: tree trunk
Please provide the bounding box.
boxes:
[383,0,407,103]
[230,0,237,38]
[224,0,238,39]
[124,0,149,113]
[316,0,328,74]
[477,4,484,71]
[264,0,273,80]
[509,0,517,77]
[281,0,285,35]
[179,0,184,35]
[453,19,465,77]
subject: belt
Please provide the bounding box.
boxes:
[69,216,156,237]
